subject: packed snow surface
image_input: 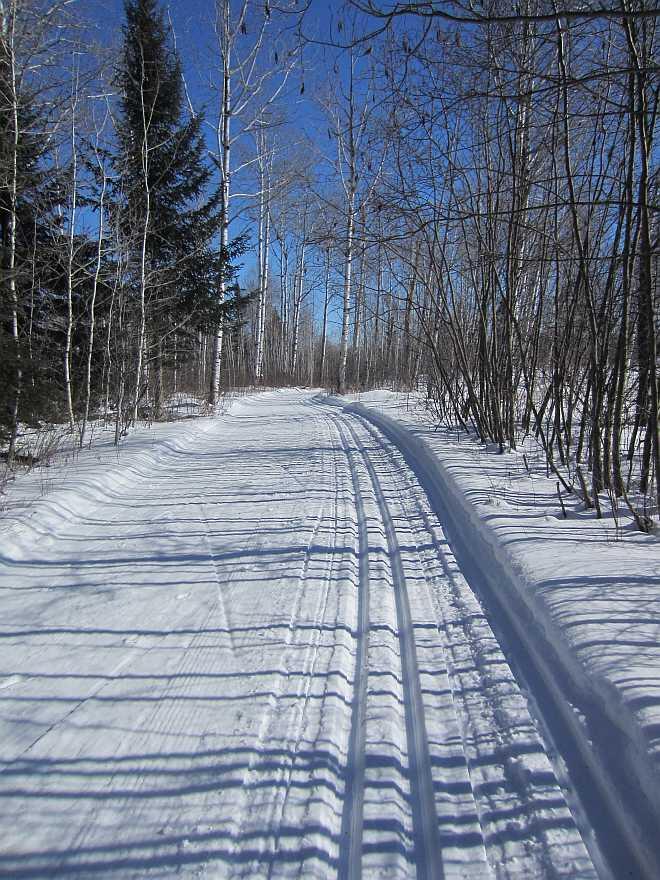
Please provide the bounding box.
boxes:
[0,388,648,878]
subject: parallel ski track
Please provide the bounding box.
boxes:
[331,410,444,880]
[1,393,607,878]
[332,417,370,880]
[344,404,606,879]
[351,415,497,877]
[354,412,592,876]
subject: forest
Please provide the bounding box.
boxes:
[0,0,658,531]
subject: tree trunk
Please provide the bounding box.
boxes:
[209,0,231,406]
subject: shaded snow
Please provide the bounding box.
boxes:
[0,389,636,877]
[349,388,660,878]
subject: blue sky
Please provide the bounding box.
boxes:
[82,1,369,332]
[85,1,340,117]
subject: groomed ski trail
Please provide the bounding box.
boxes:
[0,390,600,878]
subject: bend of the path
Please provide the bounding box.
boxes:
[0,390,599,879]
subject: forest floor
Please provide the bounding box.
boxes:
[0,389,658,878]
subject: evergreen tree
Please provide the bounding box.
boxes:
[0,3,62,450]
[115,0,243,418]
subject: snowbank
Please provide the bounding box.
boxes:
[0,392,262,562]
[344,390,660,879]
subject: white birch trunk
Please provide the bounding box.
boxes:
[64,62,78,437]
[80,162,105,447]
[255,166,270,382]
[209,0,231,406]
[319,248,330,385]
[4,2,20,460]
[337,198,354,393]
[290,243,305,376]
[132,104,151,425]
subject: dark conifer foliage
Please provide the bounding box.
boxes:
[0,4,63,448]
[114,0,244,418]
[0,0,247,455]
[117,0,214,277]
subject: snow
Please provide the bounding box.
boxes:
[0,388,654,877]
[347,388,660,879]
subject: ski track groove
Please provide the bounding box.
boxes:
[332,416,370,880]
[362,415,524,872]
[225,505,324,866]
[353,417,494,878]
[271,413,366,877]
[0,392,602,879]
[339,416,444,880]
[326,409,415,879]
[261,545,333,877]
[353,409,597,879]
[277,419,347,875]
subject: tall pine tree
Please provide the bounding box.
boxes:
[115,0,242,419]
[0,2,64,453]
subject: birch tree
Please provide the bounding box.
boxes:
[0,0,70,459]
[208,0,300,405]
[115,0,228,423]
[323,36,387,393]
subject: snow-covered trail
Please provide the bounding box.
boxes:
[0,390,597,878]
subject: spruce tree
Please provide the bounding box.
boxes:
[0,8,62,450]
[115,0,242,418]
